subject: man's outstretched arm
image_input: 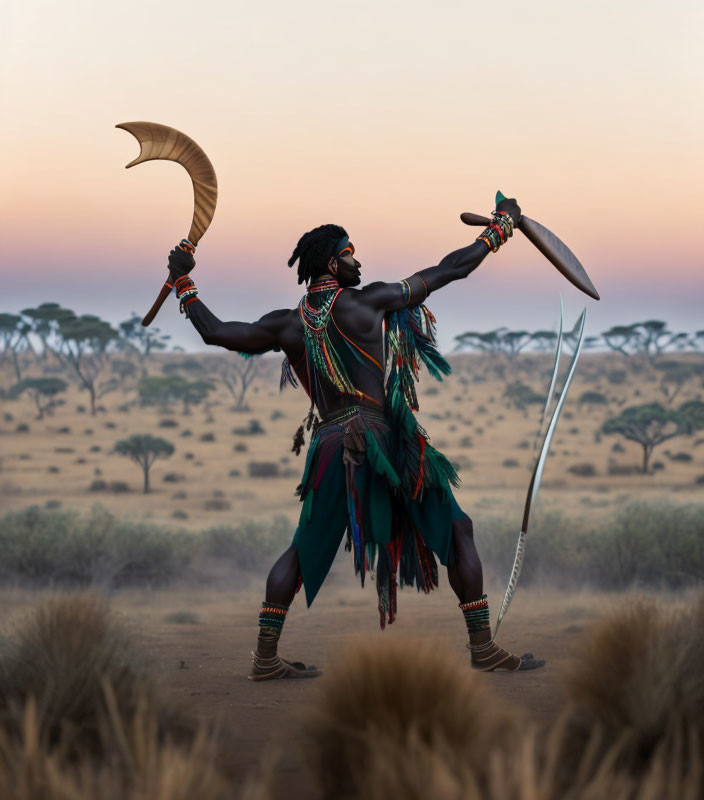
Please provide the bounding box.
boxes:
[165,245,289,354]
[359,197,520,312]
[186,299,290,354]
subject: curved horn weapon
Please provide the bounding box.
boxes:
[116,121,218,326]
[460,191,600,301]
[494,305,587,635]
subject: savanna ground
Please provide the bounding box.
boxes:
[0,349,703,795]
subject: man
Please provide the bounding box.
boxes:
[168,193,545,679]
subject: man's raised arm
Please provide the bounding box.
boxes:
[359,197,521,311]
[165,244,289,354]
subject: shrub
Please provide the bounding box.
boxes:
[567,463,597,477]
[203,498,231,511]
[173,490,187,499]
[172,509,189,519]
[228,469,241,477]
[57,426,71,434]
[611,442,625,453]
[200,432,216,442]
[607,369,627,385]
[159,418,179,428]
[248,461,280,478]
[579,390,608,406]
[607,462,640,476]
[16,424,29,433]
[163,472,186,483]
[47,466,60,474]
[109,481,130,493]
[695,474,704,485]
[180,429,193,437]
[89,480,107,491]
[270,409,285,420]
[90,445,101,452]
[54,446,74,453]
[232,419,265,436]
[502,458,519,468]
[667,451,693,462]
[0,507,193,586]
[164,610,201,624]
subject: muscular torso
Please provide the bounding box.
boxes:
[185,238,492,415]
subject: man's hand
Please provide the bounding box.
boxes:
[168,242,196,283]
[496,196,522,227]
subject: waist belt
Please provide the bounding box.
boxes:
[320,403,387,427]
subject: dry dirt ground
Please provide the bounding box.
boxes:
[0,577,619,798]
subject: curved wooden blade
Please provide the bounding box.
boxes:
[519,216,599,301]
[460,211,600,301]
[116,121,217,246]
[141,281,173,327]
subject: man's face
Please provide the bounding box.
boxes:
[332,244,361,287]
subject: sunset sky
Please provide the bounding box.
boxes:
[3,0,702,351]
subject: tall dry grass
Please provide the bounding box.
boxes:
[297,593,704,799]
[0,593,227,800]
[301,638,522,798]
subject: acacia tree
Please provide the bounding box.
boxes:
[118,313,171,362]
[138,374,214,414]
[0,313,31,380]
[216,355,260,411]
[11,377,68,419]
[20,303,75,362]
[56,314,118,414]
[114,434,174,493]
[602,402,685,473]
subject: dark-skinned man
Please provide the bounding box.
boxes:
[167,194,545,679]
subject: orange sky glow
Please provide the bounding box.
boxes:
[3,0,702,350]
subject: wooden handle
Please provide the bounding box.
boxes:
[460,212,492,226]
[141,282,173,327]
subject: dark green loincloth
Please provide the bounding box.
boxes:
[293,405,465,627]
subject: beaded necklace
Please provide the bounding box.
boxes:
[298,283,368,403]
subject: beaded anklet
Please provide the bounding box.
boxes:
[460,594,490,634]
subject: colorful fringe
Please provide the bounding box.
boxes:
[384,305,459,500]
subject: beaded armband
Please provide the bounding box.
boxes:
[174,275,199,316]
[476,210,515,253]
[398,273,430,306]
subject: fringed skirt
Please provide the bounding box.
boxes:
[293,404,464,628]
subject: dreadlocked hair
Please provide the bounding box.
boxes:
[288,224,348,285]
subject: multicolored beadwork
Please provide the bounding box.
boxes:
[460,594,490,633]
[258,601,289,633]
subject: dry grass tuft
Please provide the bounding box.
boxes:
[0,593,226,799]
[559,590,704,778]
[0,694,227,800]
[0,593,193,756]
[301,637,522,798]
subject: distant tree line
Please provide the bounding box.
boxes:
[455,319,704,361]
[0,301,262,415]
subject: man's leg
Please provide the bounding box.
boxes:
[447,513,544,671]
[249,544,322,681]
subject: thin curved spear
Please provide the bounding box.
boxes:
[494,306,587,636]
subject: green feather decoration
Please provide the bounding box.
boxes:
[364,429,401,487]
